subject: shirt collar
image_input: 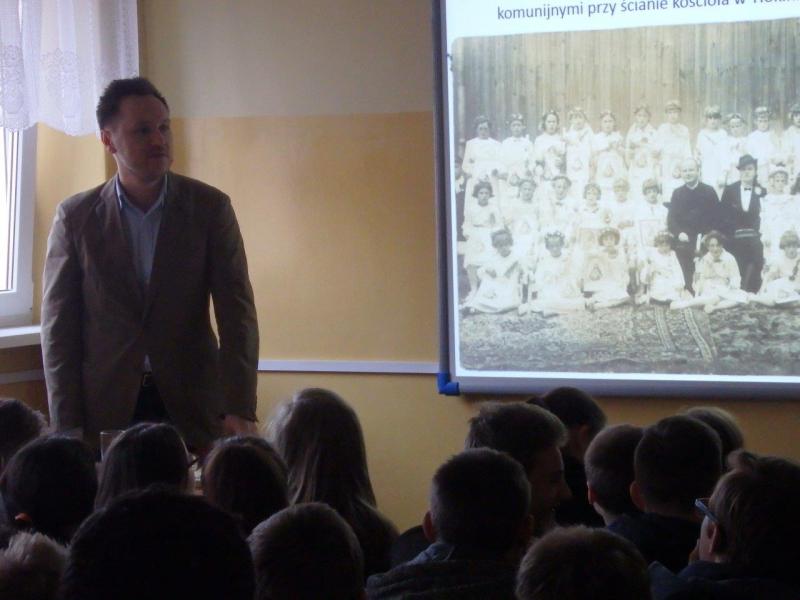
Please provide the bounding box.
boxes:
[115,174,168,216]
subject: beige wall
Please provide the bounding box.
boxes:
[5,0,799,532]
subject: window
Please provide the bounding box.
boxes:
[0,127,36,327]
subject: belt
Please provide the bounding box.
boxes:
[141,372,155,388]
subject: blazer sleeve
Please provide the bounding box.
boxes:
[208,194,259,420]
[40,203,85,435]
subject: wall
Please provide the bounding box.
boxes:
[4,0,798,532]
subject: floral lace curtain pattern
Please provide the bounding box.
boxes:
[0,0,138,135]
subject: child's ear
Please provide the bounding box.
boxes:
[629,480,646,512]
[708,520,726,556]
[422,511,437,543]
[587,483,597,506]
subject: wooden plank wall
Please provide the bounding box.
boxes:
[452,19,800,145]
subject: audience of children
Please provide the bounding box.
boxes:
[0,388,798,600]
[458,101,800,318]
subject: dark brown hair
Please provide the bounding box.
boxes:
[0,398,46,471]
[585,424,643,516]
[683,406,744,463]
[96,77,168,128]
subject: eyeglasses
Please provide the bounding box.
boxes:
[694,497,718,523]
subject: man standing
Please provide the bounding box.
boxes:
[718,154,766,292]
[666,158,719,291]
[41,77,259,452]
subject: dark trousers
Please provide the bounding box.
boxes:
[131,374,170,424]
[727,236,764,293]
[675,237,697,293]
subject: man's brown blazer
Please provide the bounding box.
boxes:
[41,173,259,449]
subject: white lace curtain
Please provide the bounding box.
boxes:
[0,0,138,135]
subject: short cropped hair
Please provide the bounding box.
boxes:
[635,416,722,510]
[0,436,96,544]
[60,487,254,600]
[710,451,800,583]
[516,526,651,600]
[585,425,643,516]
[430,448,530,554]
[249,503,363,600]
[95,423,190,509]
[0,532,66,600]
[0,398,46,470]
[683,407,744,463]
[202,436,289,535]
[465,402,567,473]
[96,76,169,128]
[540,387,607,437]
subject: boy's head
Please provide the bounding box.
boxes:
[466,402,569,534]
[698,451,800,584]
[425,448,531,556]
[61,487,254,600]
[632,416,722,519]
[0,398,46,472]
[516,526,651,600]
[585,425,643,524]
[491,229,514,256]
[682,407,744,465]
[249,503,364,600]
[539,387,606,463]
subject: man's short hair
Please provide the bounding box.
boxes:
[0,532,66,600]
[0,398,46,470]
[60,487,254,600]
[635,416,722,511]
[585,424,643,516]
[249,503,363,600]
[539,387,607,436]
[516,526,651,600]
[465,402,567,473]
[202,436,289,535]
[0,436,97,544]
[96,76,169,128]
[430,448,530,554]
[683,406,744,463]
[711,451,800,583]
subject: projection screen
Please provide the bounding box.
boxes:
[434,0,800,396]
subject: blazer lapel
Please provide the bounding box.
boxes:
[93,179,145,313]
[143,174,190,320]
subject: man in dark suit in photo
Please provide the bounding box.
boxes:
[718,154,767,293]
[666,158,719,292]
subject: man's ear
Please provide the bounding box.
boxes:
[100,129,115,154]
[707,520,726,557]
[630,480,646,512]
[422,511,437,543]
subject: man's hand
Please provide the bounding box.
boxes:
[222,414,259,436]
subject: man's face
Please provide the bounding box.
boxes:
[740,164,757,185]
[102,95,172,185]
[681,161,699,185]
[527,446,571,533]
[553,179,569,200]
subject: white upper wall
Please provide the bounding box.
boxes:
[140,0,434,118]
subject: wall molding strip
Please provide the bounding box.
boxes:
[257,360,438,375]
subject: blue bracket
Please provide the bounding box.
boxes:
[437,372,460,396]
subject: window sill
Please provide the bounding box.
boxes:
[0,325,41,349]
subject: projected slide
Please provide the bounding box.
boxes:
[436,0,800,394]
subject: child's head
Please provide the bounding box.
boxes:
[551,175,571,200]
[540,387,606,462]
[516,526,651,600]
[682,407,744,466]
[585,425,644,523]
[704,105,722,130]
[474,115,492,138]
[701,231,726,259]
[543,230,565,257]
[583,183,601,205]
[0,398,46,472]
[519,179,535,202]
[599,110,616,133]
[472,181,493,204]
[779,230,800,259]
[664,100,682,123]
[642,179,660,203]
[540,110,560,134]
[753,106,771,131]
[790,102,800,127]
[768,168,789,193]
[568,106,587,129]
[726,112,746,137]
[508,113,526,137]
[653,231,674,255]
[612,178,629,202]
[632,416,722,518]
[491,229,514,257]
[633,104,651,127]
[599,227,620,248]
